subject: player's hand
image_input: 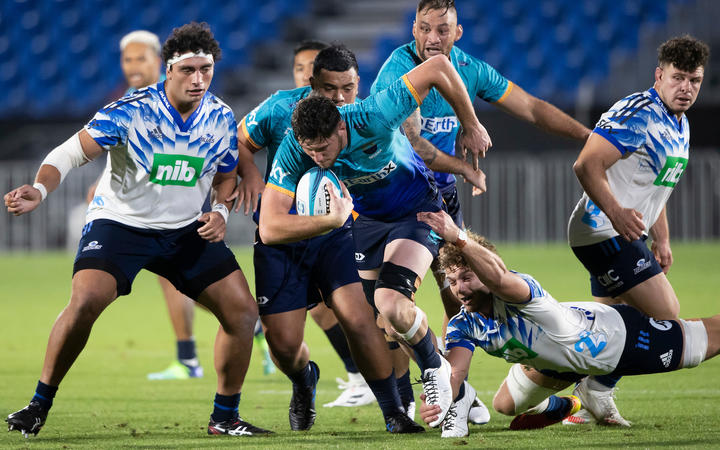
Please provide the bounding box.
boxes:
[651,239,673,274]
[227,171,264,215]
[418,393,441,426]
[197,211,227,242]
[4,185,43,216]
[459,122,492,170]
[327,182,354,227]
[462,164,487,196]
[608,207,645,241]
[417,210,460,243]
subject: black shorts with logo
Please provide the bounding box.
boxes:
[73,219,240,299]
[571,235,662,297]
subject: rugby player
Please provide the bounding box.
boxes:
[417,209,719,435]
[5,22,270,438]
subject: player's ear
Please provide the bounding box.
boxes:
[654,66,663,83]
[455,24,463,42]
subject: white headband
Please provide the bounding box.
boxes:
[166,51,214,69]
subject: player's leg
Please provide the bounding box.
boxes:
[147,276,203,380]
[493,364,578,430]
[616,273,679,320]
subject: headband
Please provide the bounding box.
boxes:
[166,51,214,69]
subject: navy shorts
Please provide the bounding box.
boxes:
[73,219,240,299]
[253,222,360,315]
[352,192,445,271]
[440,183,463,228]
[571,236,663,297]
[610,304,683,376]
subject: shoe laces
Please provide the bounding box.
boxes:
[420,372,439,405]
[442,404,458,431]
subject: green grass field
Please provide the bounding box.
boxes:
[1,243,719,448]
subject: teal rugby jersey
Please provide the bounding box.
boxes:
[371,42,510,189]
[84,82,238,229]
[267,76,436,221]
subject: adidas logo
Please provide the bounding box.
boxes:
[660,349,673,368]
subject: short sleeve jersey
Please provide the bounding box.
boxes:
[446,272,627,375]
[84,82,238,229]
[239,86,312,182]
[568,88,690,246]
[267,76,436,221]
[371,42,511,189]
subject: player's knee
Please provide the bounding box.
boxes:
[309,303,337,330]
[375,262,420,302]
[492,390,516,416]
[502,364,556,415]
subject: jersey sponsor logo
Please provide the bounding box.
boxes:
[269,160,289,185]
[660,349,673,368]
[487,337,538,362]
[649,318,672,331]
[199,133,216,144]
[653,156,688,187]
[574,330,608,357]
[633,258,652,274]
[420,116,458,134]
[344,161,397,188]
[597,269,621,288]
[82,240,103,252]
[150,154,204,186]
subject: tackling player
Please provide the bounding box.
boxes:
[261,53,491,428]
[4,22,270,438]
[417,209,719,435]
[567,35,710,425]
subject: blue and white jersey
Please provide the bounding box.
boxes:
[446,272,626,375]
[267,76,437,221]
[568,88,690,246]
[84,81,238,229]
[371,42,511,189]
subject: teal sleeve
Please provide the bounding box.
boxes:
[266,133,308,196]
[241,95,276,149]
[471,58,510,103]
[370,53,415,95]
[365,77,419,131]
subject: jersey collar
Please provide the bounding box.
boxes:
[648,87,683,132]
[157,81,207,132]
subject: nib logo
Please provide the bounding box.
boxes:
[150,154,204,186]
[659,349,673,368]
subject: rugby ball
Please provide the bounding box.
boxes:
[295,167,343,216]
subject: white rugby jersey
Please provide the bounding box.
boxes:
[84,82,238,229]
[568,88,689,246]
[446,272,627,375]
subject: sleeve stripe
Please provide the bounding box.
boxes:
[494,81,514,104]
[593,127,629,155]
[240,118,262,150]
[401,75,422,106]
[266,182,295,198]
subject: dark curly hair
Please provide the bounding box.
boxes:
[658,35,710,73]
[162,22,221,67]
[312,44,358,78]
[291,96,341,142]
[417,0,455,14]
[438,230,497,272]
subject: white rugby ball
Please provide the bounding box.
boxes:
[295,167,343,216]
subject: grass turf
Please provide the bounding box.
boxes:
[1,242,719,448]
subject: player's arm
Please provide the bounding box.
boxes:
[5,129,102,216]
[403,110,486,195]
[258,181,353,245]
[417,209,531,303]
[197,168,237,243]
[228,130,264,214]
[650,206,673,273]
[494,83,591,142]
[573,133,646,241]
[405,55,491,169]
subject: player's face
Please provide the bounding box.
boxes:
[121,42,161,89]
[311,68,359,106]
[446,266,488,313]
[299,122,348,169]
[412,7,463,61]
[293,49,321,88]
[654,63,704,118]
[165,57,214,109]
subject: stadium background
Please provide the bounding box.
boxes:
[1,0,719,249]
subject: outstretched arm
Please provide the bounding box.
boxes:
[5,129,102,215]
[495,83,591,142]
[573,133,646,241]
[417,210,530,303]
[405,55,491,170]
[227,131,265,215]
